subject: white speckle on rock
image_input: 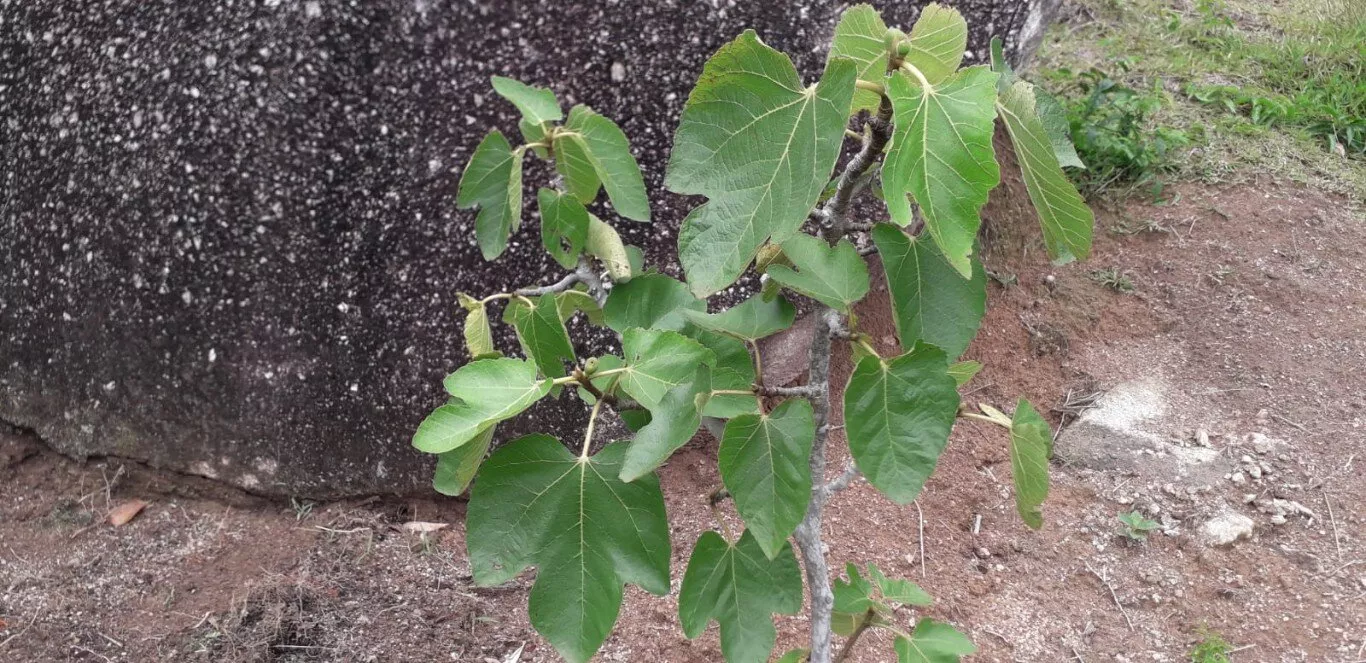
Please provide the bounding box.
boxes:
[208,348,217,362]
[1201,509,1255,547]
[610,62,627,82]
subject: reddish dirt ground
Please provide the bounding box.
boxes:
[2,180,1363,662]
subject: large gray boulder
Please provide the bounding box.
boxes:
[1,0,1060,496]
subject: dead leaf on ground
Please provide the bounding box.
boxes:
[108,499,149,526]
[400,521,449,533]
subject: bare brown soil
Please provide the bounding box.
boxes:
[2,181,1363,662]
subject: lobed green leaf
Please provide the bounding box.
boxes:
[432,425,495,496]
[667,30,857,297]
[765,234,870,313]
[678,530,803,663]
[903,3,968,85]
[843,344,960,503]
[868,563,932,606]
[456,131,525,261]
[538,188,590,269]
[872,224,985,358]
[412,358,550,453]
[718,399,815,559]
[830,4,890,114]
[505,294,576,382]
[619,328,716,409]
[467,437,670,663]
[996,80,1095,264]
[603,273,704,333]
[554,132,602,204]
[894,618,976,663]
[684,329,761,419]
[947,360,983,387]
[564,106,651,221]
[883,65,1000,277]
[620,366,711,482]
[490,76,563,125]
[679,293,796,341]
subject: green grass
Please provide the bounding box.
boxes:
[1089,268,1135,294]
[1035,0,1366,201]
[1189,626,1233,663]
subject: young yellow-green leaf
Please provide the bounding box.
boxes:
[585,214,633,282]
[537,188,590,269]
[868,563,932,607]
[843,345,960,503]
[1010,398,1052,529]
[872,224,985,357]
[564,105,651,222]
[903,3,968,85]
[506,294,576,382]
[620,366,711,482]
[997,80,1095,264]
[490,76,562,125]
[830,4,890,114]
[619,328,716,409]
[678,530,803,663]
[457,131,525,261]
[684,328,761,419]
[468,437,670,663]
[883,66,1000,277]
[718,399,814,559]
[894,619,976,663]
[554,132,602,204]
[520,118,550,158]
[432,425,495,496]
[603,273,704,333]
[462,302,499,359]
[947,360,983,387]
[776,650,808,663]
[679,293,796,341]
[666,30,857,297]
[412,358,550,453]
[766,234,870,313]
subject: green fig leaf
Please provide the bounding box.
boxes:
[997,80,1094,264]
[718,399,815,559]
[666,30,857,297]
[678,530,803,663]
[457,131,525,261]
[872,224,986,358]
[883,66,1000,277]
[1009,398,1052,529]
[680,293,797,341]
[468,437,670,663]
[564,105,651,222]
[843,345,960,503]
[766,234,870,313]
[412,359,550,453]
[490,76,563,125]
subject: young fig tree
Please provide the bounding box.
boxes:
[417,4,1093,663]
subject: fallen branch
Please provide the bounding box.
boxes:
[1084,562,1134,631]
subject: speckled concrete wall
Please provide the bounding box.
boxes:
[1,0,1054,496]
